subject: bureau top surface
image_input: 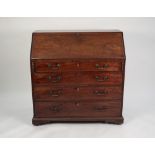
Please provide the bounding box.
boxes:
[31,31,125,59]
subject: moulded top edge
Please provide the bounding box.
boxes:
[33,29,123,33]
[31,57,126,60]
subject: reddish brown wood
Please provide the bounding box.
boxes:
[30,30,126,125]
[32,71,123,85]
[34,101,121,118]
[33,60,122,72]
[31,31,125,59]
[32,117,124,125]
[33,86,122,101]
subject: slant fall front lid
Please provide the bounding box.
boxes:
[31,30,126,125]
[31,31,125,59]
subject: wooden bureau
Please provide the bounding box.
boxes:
[30,31,126,125]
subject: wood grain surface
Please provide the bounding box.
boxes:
[31,31,126,125]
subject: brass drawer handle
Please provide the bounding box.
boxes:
[47,63,61,69]
[50,94,59,97]
[48,75,61,83]
[50,105,62,112]
[95,76,109,81]
[95,64,109,69]
[94,90,108,95]
[94,106,107,111]
[49,89,62,97]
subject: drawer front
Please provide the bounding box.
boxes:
[34,101,122,117]
[33,60,122,72]
[33,71,122,85]
[33,61,77,72]
[33,86,122,101]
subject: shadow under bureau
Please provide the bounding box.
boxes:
[30,31,126,125]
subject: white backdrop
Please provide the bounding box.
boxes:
[0,17,155,137]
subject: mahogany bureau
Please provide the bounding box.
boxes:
[30,30,126,125]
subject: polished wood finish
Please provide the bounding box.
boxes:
[33,60,122,72]
[34,101,121,117]
[31,31,126,125]
[32,117,124,125]
[32,71,123,85]
[33,86,122,101]
[31,32,125,59]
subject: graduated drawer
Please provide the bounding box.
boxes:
[33,60,122,72]
[33,86,122,101]
[32,71,122,85]
[34,101,122,118]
